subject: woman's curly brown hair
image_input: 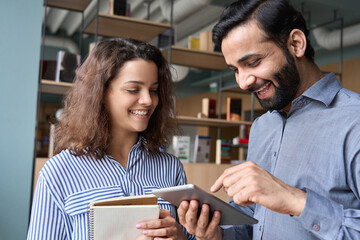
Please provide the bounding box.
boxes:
[55,38,179,159]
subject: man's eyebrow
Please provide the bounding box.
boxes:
[226,53,263,69]
[237,54,262,64]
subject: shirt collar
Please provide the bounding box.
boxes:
[302,73,341,107]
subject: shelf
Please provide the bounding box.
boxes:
[232,144,248,148]
[83,13,171,42]
[46,0,91,12]
[177,115,252,127]
[40,79,73,95]
[162,46,228,71]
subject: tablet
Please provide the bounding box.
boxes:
[152,184,258,225]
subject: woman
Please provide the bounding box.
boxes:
[27,38,194,240]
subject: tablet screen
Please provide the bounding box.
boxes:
[152,184,258,225]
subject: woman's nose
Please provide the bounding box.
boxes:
[138,91,152,106]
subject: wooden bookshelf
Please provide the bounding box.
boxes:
[162,46,228,71]
[183,163,233,202]
[177,115,252,127]
[46,0,91,12]
[83,13,171,42]
[40,79,73,95]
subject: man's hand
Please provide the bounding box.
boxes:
[177,200,223,240]
[211,161,306,216]
[136,209,187,240]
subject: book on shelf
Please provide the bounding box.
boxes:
[55,51,81,83]
[41,60,57,80]
[226,97,242,121]
[240,124,251,139]
[200,31,214,52]
[200,31,212,51]
[216,139,232,164]
[89,194,159,240]
[108,0,130,16]
[188,36,200,50]
[193,135,211,163]
[202,98,217,118]
[172,135,191,163]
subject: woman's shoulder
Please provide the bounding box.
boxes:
[152,150,181,162]
[149,151,185,170]
[40,150,99,181]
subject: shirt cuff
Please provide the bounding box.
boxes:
[222,226,237,239]
[292,188,343,239]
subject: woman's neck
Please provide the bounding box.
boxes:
[107,132,138,168]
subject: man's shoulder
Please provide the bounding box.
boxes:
[337,88,360,104]
[252,110,274,124]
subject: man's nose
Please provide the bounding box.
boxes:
[237,72,256,90]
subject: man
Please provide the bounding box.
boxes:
[177,0,360,239]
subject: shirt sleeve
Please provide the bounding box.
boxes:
[221,199,254,240]
[293,130,360,240]
[293,188,360,239]
[27,173,66,240]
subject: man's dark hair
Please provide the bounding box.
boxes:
[212,0,315,61]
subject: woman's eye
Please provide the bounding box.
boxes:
[127,89,139,93]
[150,89,158,94]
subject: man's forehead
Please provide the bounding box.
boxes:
[224,21,269,44]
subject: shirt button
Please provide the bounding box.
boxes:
[313,224,320,231]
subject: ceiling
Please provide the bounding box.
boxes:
[43,0,360,98]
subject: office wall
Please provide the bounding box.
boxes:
[0,0,42,239]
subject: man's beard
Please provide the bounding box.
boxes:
[255,52,300,111]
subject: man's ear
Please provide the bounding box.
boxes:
[288,29,306,58]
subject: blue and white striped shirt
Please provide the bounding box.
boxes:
[27,137,195,239]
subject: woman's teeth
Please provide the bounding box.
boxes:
[132,110,148,116]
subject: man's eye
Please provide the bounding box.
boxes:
[248,59,260,67]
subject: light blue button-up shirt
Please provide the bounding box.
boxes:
[223,73,360,239]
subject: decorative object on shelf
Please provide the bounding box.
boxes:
[200,31,214,52]
[193,135,211,163]
[55,51,81,83]
[216,139,232,164]
[226,97,242,121]
[172,135,191,163]
[170,64,189,82]
[188,36,200,50]
[202,98,217,118]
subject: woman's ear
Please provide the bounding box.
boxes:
[288,29,306,58]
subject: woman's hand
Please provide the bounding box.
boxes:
[136,209,187,240]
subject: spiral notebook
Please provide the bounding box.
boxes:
[89,194,159,240]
